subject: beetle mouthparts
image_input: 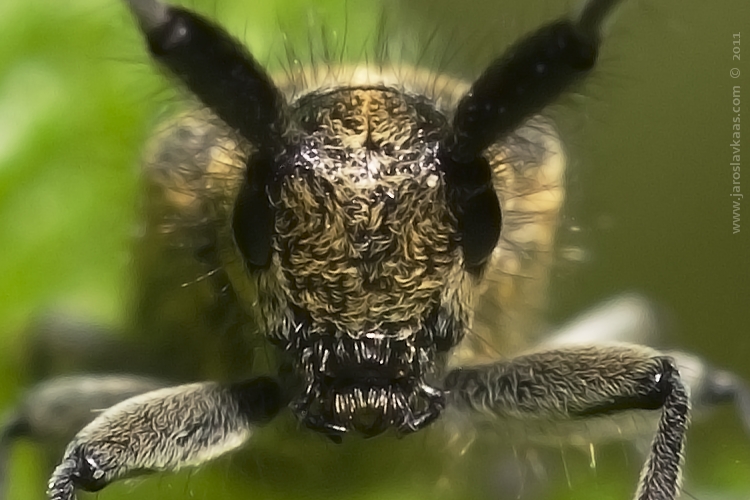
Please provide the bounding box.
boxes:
[289,335,445,438]
[293,380,445,439]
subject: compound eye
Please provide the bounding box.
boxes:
[232,156,275,269]
[457,186,502,269]
[440,154,502,273]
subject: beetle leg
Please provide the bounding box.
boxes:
[0,375,168,500]
[46,378,283,500]
[543,294,750,435]
[445,345,689,500]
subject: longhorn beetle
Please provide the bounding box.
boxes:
[2,0,749,499]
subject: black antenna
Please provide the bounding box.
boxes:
[445,0,624,162]
[440,0,625,269]
[125,0,292,268]
[124,0,288,152]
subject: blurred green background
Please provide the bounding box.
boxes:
[0,0,748,499]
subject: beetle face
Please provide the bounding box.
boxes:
[6,2,750,500]
[238,87,474,436]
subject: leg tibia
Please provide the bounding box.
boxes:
[445,345,676,419]
[47,377,282,500]
[445,344,689,500]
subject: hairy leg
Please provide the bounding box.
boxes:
[544,294,750,434]
[1,376,167,449]
[0,374,168,500]
[47,377,283,500]
[445,344,689,500]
